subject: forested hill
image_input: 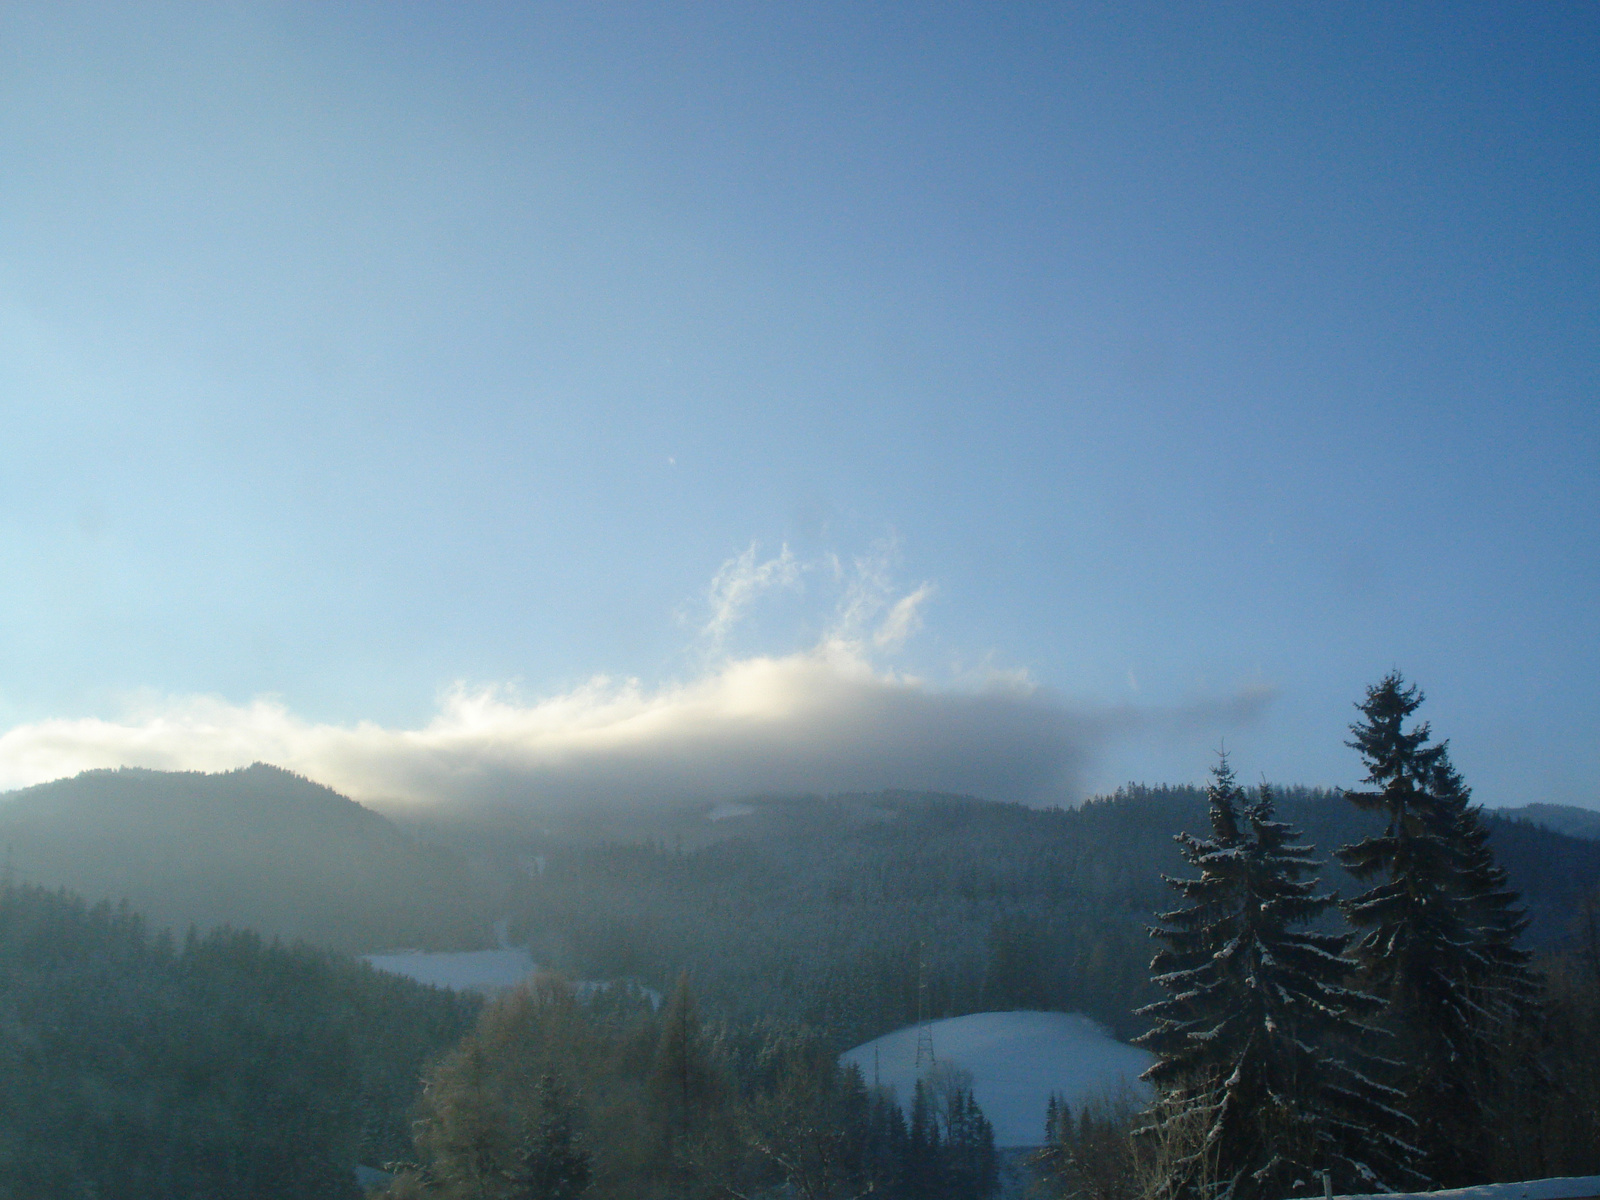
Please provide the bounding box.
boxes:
[0,765,494,951]
[2,766,1593,1054]
[0,883,478,1198]
[1497,801,1600,842]
[492,786,1600,1047]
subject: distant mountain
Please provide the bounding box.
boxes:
[0,764,493,951]
[1495,802,1600,843]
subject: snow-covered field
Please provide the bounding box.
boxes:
[1333,1179,1600,1200]
[362,948,538,994]
[841,1011,1154,1149]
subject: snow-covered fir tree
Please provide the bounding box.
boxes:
[1138,756,1420,1200]
[1337,672,1539,1186]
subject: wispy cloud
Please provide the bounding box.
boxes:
[696,539,937,657]
[701,542,803,647]
[873,582,934,651]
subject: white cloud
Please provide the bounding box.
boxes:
[0,647,1272,813]
[0,546,1274,812]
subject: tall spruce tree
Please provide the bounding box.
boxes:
[1138,756,1419,1200]
[1427,753,1538,1028]
[1336,673,1538,1186]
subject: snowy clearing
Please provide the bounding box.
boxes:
[361,949,662,1007]
[362,948,538,994]
[841,1010,1154,1148]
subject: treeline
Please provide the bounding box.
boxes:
[0,884,478,1199]
[501,780,1600,1048]
[380,974,998,1200]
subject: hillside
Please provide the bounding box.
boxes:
[1497,802,1600,843]
[0,883,479,1196]
[484,786,1600,1045]
[4,767,1594,1050]
[0,764,493,951]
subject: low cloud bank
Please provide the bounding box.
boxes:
[0,545,1272,811]
[0,645,1270,812]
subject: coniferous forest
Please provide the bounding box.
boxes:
[0,676,1595,1198]
[0,885,477,1198]
[1044,675,1600,1200]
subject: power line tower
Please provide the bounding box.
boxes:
[915,943,936,1070]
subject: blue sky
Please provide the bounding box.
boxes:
[0,2,1595,810]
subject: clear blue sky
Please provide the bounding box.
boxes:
[1,2,1595,809]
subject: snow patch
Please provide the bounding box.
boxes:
[708,802,757,821]
[1331,1179,1600,1200]
[363,948,537,994]
[841,1011,1154,1148]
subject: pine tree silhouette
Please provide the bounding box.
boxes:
[1337,673,1538,1186]
[1139,755,1420,1200]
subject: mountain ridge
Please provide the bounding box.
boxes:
[1494,801,1600,842]
[0,763,492,951]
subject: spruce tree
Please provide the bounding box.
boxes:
[903,1080,943,1200]
[510,1074,591,1200]
[647,972,725,1141]
[1336,673,1539,1186]
[1138,757,1418,1200]
[645,970,733,1196]
[939,1083,998,1200]
[1427,752,1538,1029]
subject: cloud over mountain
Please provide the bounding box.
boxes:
[0,545,1271,811]
[0,646,1268,811]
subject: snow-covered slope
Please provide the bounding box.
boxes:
[1332,1177,1600,1200]
[841,1011,1154,1148]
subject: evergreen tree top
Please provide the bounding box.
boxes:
[1344,672,1449,813]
